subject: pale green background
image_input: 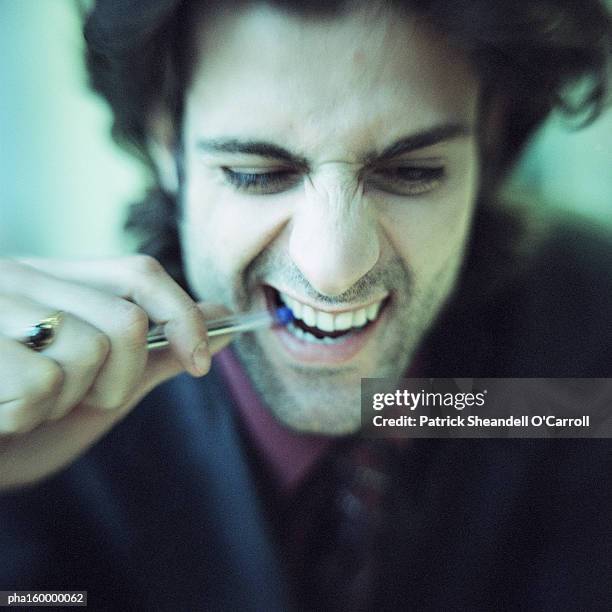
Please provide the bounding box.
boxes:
[1,0,610,258]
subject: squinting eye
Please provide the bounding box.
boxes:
[366,166,445,196]
[222,168,301,195]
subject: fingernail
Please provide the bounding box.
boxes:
[192,341,211,376]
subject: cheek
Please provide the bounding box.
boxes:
[181,175,292,280]
[378,161,478,282]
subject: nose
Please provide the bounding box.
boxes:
[288,168,380,297]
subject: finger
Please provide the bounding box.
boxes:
[14,256,209,375]
[3,259,213,400]
[0,294,112,421]
[0,336,64,434]
[198,304,235,353]
[138,304,234,395]
[0,262,150,409]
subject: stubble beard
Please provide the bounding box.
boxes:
[231,251,465,436]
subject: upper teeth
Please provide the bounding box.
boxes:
[278,291,384,332]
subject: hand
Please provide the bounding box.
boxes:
[0,256,232,491]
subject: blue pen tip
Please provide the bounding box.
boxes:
[275,306,294,325]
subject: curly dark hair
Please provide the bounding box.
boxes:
[83,0,611,289]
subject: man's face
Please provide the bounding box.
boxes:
[179,2,480,434]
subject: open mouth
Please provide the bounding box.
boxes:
[265,286,388,345]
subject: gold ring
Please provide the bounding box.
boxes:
[22,311,64,351]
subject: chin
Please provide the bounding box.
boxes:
[272,401,363,436]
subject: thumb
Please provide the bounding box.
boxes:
[138,303,234,396]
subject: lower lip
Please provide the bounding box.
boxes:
[270,303,387,365]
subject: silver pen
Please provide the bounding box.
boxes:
[146,306,294,350]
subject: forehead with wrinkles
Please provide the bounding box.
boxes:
[185,2,479,161]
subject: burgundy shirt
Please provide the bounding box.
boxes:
[216,346,419,494]
[215,347,332,495]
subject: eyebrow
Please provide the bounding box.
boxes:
[196,122,471,167]
[370,123,471,163]
[197,139,308,166]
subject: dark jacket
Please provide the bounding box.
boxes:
[2,221,612,611]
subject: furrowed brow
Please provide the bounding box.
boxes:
[196,138,308,166]
[367,123,472,163]
[197,123,470,167]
